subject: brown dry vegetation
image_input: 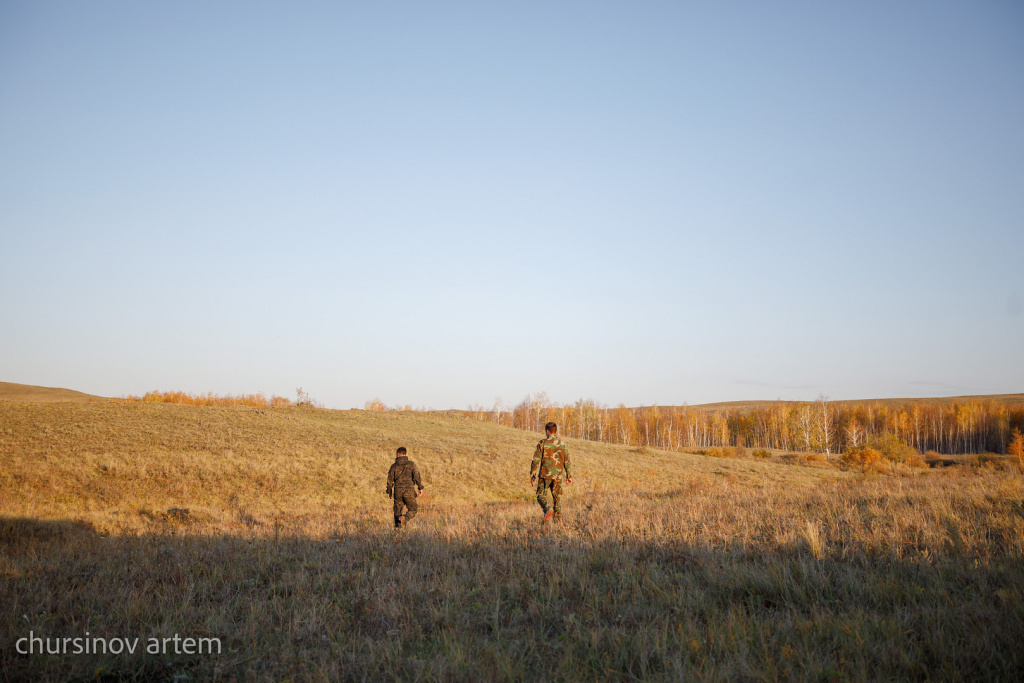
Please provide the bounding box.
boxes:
[2,401,1023,681]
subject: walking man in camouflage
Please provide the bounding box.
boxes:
[531,422,572,523]
[385,447,424,528]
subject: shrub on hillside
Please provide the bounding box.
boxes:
[842,447,884,471]
[295,387,323,408]
[866,432,918,462]
[906,454,928,468]
[977,453,1011,472]
[752,449,771,459]
[802,452,829,466]
[734,444,748,458]
[1008,428,1024,470]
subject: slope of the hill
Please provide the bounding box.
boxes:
[0,401,843,533]
[0,381,107,402]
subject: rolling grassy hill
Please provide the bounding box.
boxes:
[0,401,840,533]
[2,401,1022,680]
[0,381,108,403]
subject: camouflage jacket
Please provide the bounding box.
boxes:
[386,456,423,495]
[531,436,572,481]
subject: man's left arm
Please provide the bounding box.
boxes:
[530,442,543,481]
[563,444,572,482]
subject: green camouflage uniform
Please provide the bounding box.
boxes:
[530,435,572,520]
[385,455,423,528]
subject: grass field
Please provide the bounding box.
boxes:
[2,400,1023,681]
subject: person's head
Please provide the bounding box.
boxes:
[545,422,557,436]
[396,447,407,457]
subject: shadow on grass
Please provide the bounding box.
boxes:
[0,516,94,545]
[2,515,1023,682]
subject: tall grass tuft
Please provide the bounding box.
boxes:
[802,520,825,560]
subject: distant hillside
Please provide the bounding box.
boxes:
[683,394,1024,414]
[0,381,107,403]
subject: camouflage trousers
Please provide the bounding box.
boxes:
[536,478,563,517]
[393,488,418,528]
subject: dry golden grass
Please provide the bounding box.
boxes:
[2,402,1023,681]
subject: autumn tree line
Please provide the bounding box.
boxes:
[466,394,1024,456]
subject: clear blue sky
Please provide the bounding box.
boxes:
[1,1,1022,409]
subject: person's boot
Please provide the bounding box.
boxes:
[542,508,554,523]
[552,511,562,524]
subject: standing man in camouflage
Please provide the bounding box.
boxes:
[385,447,424,528]
[530,422,572,523]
